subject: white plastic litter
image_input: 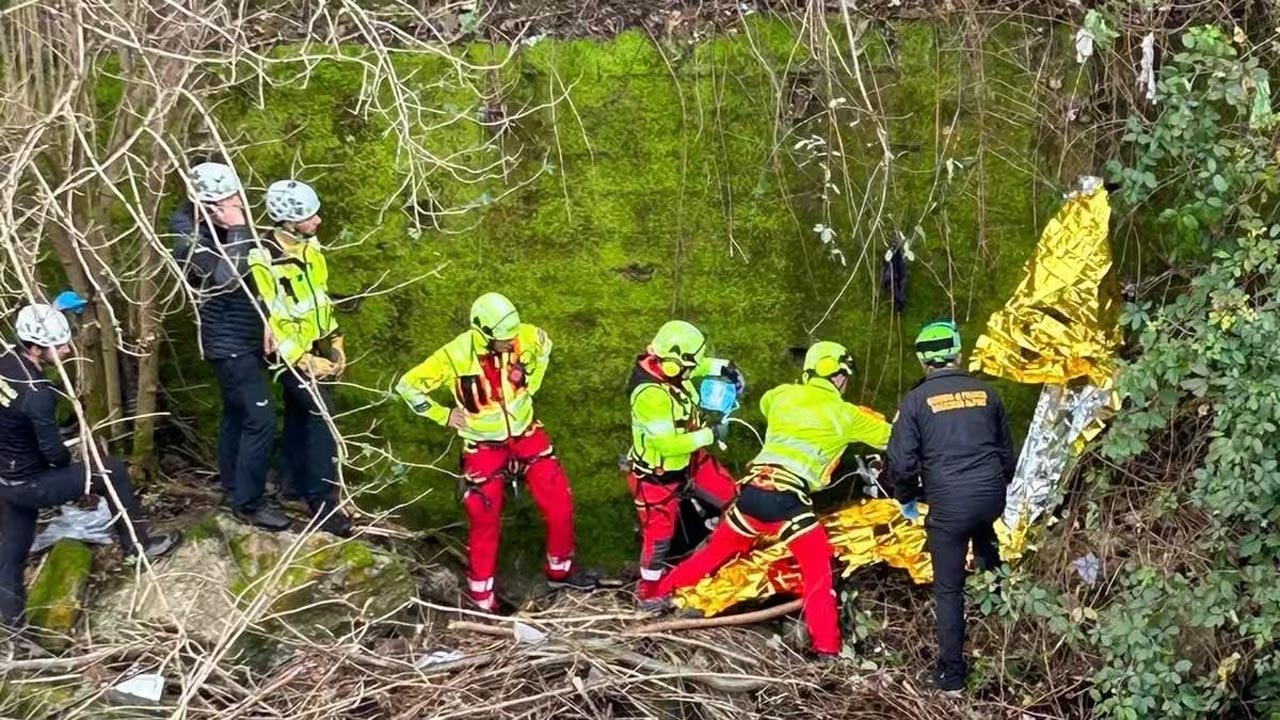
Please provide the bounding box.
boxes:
[1139,33,1157,102]
[110,673,165,703]
[1072,553,1101,586]
[1074,27,1094,64]
[31,497,115,552]
[417,650,465,668]
[513,621,547,645]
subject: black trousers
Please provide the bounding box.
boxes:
[0,458,148,626]
[925,495,1004,683]
[279,372,338,513]
[210,353,275,511]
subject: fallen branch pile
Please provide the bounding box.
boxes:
[1,588,1080,719]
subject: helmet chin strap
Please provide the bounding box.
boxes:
[20,344,49,368]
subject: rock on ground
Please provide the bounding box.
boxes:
[92,513,417,644]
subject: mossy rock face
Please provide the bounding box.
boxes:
[222,515,413,628]
[93,514,415,646]
[25,539,93,642]
[165,19,1089,569]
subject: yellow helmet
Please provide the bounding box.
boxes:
[470,292,520,341]
[803,341,855,380]
[649,321,707,377]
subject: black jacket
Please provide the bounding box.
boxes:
[0,351,71,482]
[886,368,1015,511]
[170,201,264,360]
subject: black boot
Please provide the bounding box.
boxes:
[144,533,181,560]
[317,511,353,538]
[233,503,291,531]
[307,499,353,538]
[919,667,965,696]
[548,568,599,591]
[126,532,181,563]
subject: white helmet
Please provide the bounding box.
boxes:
[265,180,321,223]
[189,162,241,203]
[15,304,72,348]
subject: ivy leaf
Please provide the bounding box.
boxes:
[1181,377,1209,397]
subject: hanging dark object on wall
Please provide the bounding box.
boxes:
[881,233,908,313]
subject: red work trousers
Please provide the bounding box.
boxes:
[656,491,841,655]
[627,451,737,600]
[461,424,576,610]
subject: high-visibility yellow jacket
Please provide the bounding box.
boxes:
[749,378,892,493]
[396,325,551,442]
[247,233,338,366]
[627,355,732,476]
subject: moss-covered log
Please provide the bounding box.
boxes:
[26,539,93,642]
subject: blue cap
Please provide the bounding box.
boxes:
[53,290,88,314]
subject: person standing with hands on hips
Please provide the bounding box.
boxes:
[396,293,594,611]
[886,320,1016,694]
[170,162,289,531]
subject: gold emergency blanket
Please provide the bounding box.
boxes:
[968,185,1121,387]
[677,183,1120,616]
[678,499,931,617]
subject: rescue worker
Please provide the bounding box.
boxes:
[170,161,288,531]
[656,341,892,658]
[0,304,178,629]
[886,320,1015,693]
[396,293,591,610]
[626,321,742,609]
[248,179,352,537]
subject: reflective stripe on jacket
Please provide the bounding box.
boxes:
[627,355,730,475]
[749,378,892,493]
[396,325,552,442]
[247,233,338,366]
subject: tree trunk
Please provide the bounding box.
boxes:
[130,239,162,480]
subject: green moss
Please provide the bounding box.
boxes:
[26,540,93,639]
[168,18,1083,571]
[181,515,222,543]
[0,676,94,719]
[221,517,411,625]
[337,540,376,570]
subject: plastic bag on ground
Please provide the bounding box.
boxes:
[32,497,115,552]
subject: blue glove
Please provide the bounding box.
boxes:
[899,500,920,522]
[53,290,88,314]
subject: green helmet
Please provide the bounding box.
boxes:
[915,321,962,366]
[471,292,521,341]
[650,320,707,371]
[804,341,855,380]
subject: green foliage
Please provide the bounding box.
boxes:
[971,566,1082,642]
[1105,26,1278,260]
[169,19,1070,568]
[1090,571,1230,719]
[1093,24,1280,719]
[838,588,883,646]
